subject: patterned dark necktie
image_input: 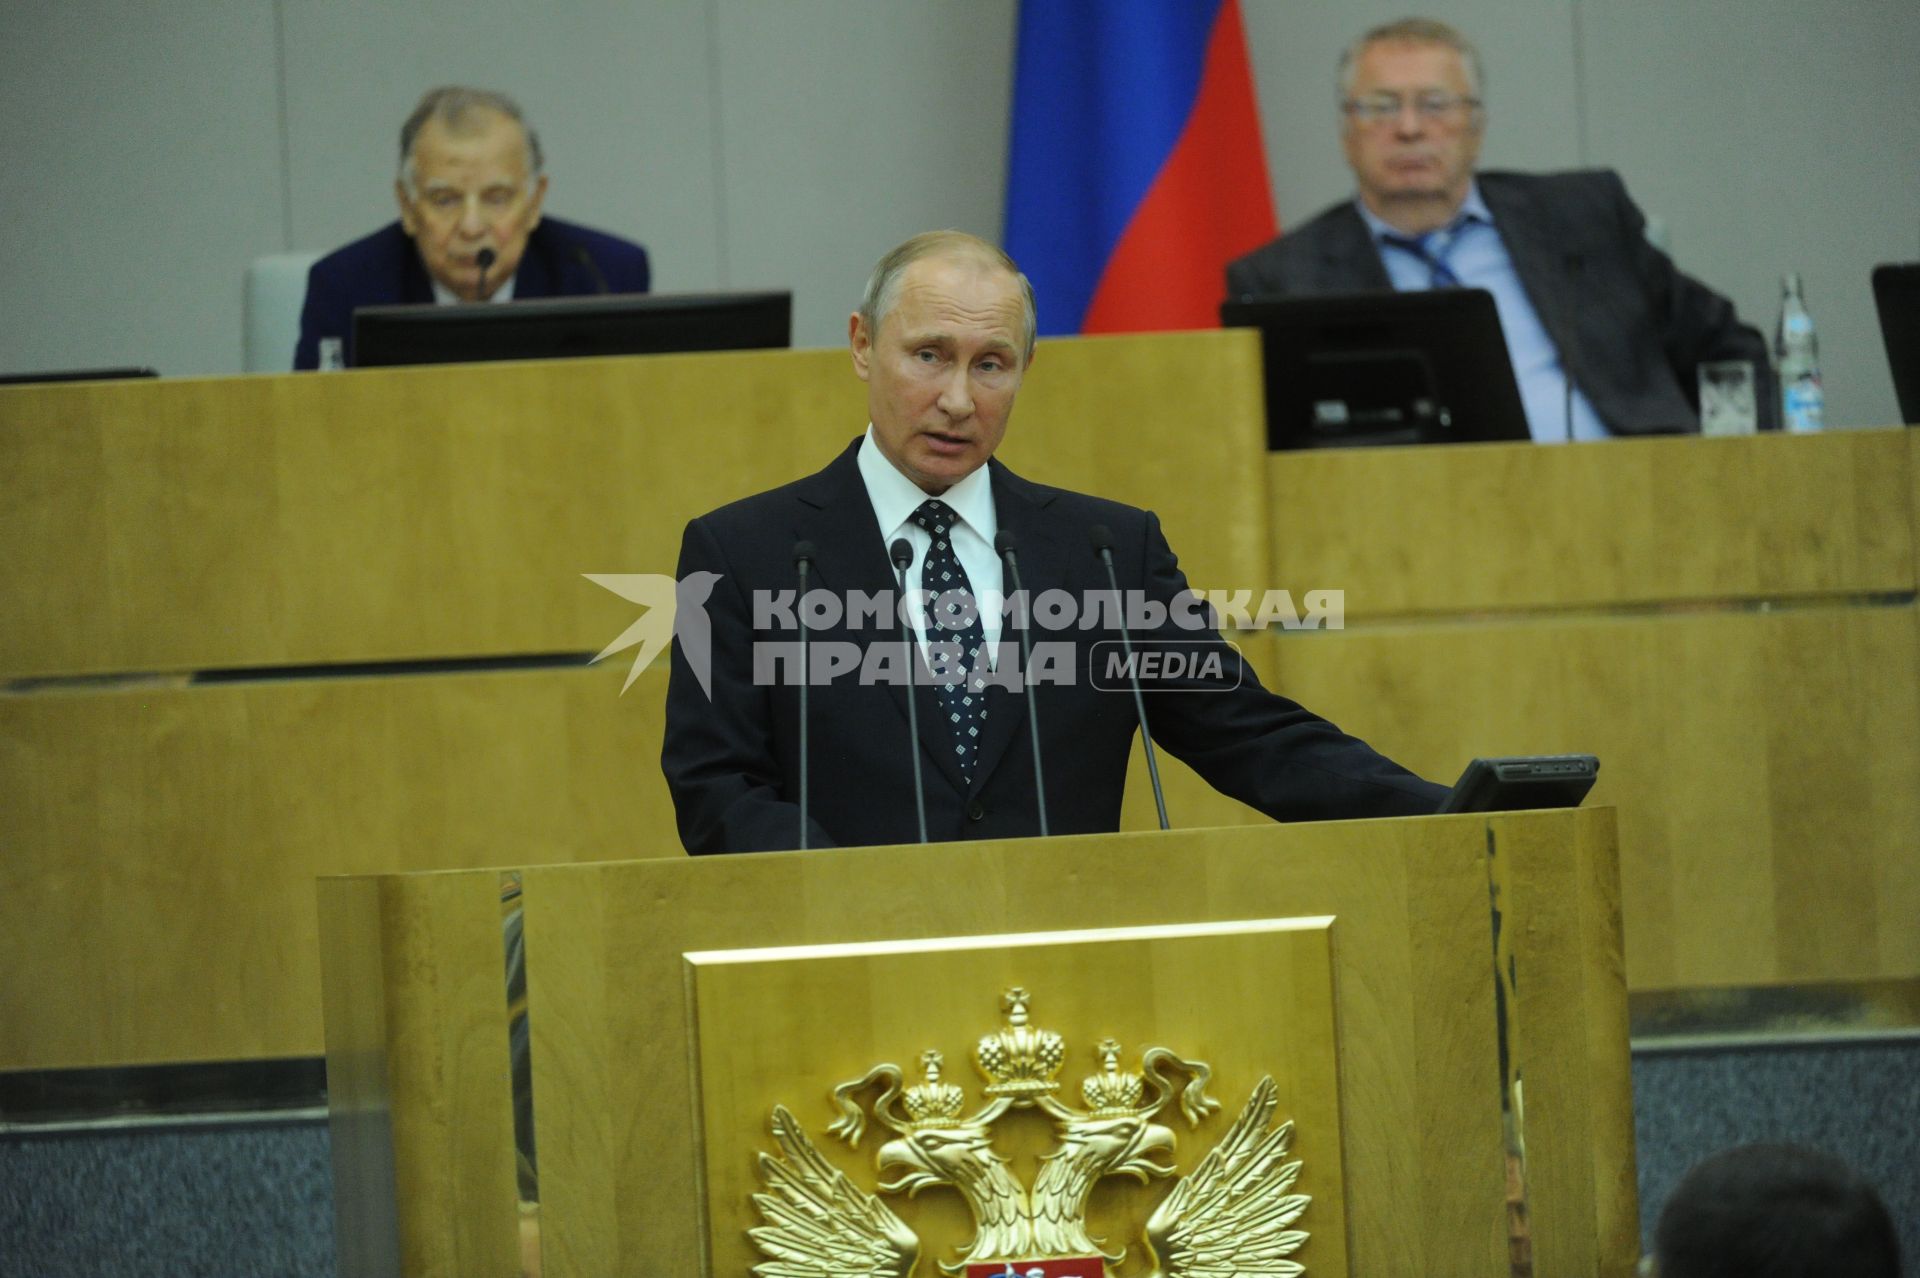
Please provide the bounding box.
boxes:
[1380,227,1462,288]
[910,499,988,781]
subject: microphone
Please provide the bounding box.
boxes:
[571,243,611,294]
[475,247,497,300]
[792,540,816,851]
[889,537,930,844]
[1089,524,1170,830]
[993,530,1049,838]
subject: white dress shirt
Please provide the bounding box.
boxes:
[428,273,517,305]
[855,427,1004,663]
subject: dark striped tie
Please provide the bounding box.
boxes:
[1380,229,1461,288]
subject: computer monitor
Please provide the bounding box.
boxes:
[1221,289,1530,449]
[1871,263,1920,424]
[351,290,792,369]
[0,367,158,386]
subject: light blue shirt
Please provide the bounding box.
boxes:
[1357,185,1609,443]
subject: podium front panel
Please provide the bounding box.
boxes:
[685,918,1344,1275]
[510,819,1525,1275]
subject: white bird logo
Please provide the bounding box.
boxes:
[584,571,723,697]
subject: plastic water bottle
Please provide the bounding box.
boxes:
[1775,273,1824,432]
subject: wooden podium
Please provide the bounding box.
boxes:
[319,809,1634,1277]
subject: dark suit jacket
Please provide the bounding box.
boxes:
[1225,169,1775,434]
[292,216,650,370]
[663,440,1448,854]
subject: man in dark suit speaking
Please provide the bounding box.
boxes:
[1226,18,1772,439]
[663,230,1445,855]
[293,86,649,370]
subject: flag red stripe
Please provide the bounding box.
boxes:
[1081,0,1278,333]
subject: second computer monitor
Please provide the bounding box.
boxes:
[1222,288,1530,450]
[352,289,792,369]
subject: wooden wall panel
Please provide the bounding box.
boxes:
[317,870,522,1278]
[0,666,1275,1071]
[1267,429,1915,616]
[1494,807,1638,1278]
[0,664,672,1070]
[1267,605,1920,990]
[1911,427,1920,573]
[0,331,1266,679]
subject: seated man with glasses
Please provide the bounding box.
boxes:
[1226,18,1772,439]
[294,85,650,370]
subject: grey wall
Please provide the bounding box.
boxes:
[1576,0,1920,430]
[1,3,285,382]
[1,0,1914,425]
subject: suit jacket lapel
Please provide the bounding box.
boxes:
[790,441,969,795]
[1481,177,1585,381]
[964,462,1065,795]
[515,226,557,298]
[1321,205,1393,291]
[400,238,435,305]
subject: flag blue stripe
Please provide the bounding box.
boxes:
[1004,0,1225,335]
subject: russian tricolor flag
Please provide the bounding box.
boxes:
[1004,0,1278,336]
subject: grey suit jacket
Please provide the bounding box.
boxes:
[1225,169,1775,435]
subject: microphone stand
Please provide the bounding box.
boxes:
[792,541,815,850]
[1090,525,1169,830]
[889,538,930,844]
[994,530,1048,837]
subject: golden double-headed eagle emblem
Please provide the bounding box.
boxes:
[749,987,1310,1277]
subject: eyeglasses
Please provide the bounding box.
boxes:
[1342,91,1482,125]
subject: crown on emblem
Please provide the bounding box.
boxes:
[902,1048,967,1125]
[975,987,1066,1100]
[1081,1037,1147,1116]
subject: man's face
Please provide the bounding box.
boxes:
[1340,39,1484,216]
[850,255,1029,496]
[394,110,548,302]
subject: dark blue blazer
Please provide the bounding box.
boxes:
[663,439,1448,854]
[293,216,650,370]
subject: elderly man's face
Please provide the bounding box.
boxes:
[1340,39,1484,218]
[850,255,1029,496]
[394,110,548,302]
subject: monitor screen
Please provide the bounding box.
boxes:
[1871,263,1920,424]
[1222,289,1530,449]
[0,367,158,387]
[351,290,792,369]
